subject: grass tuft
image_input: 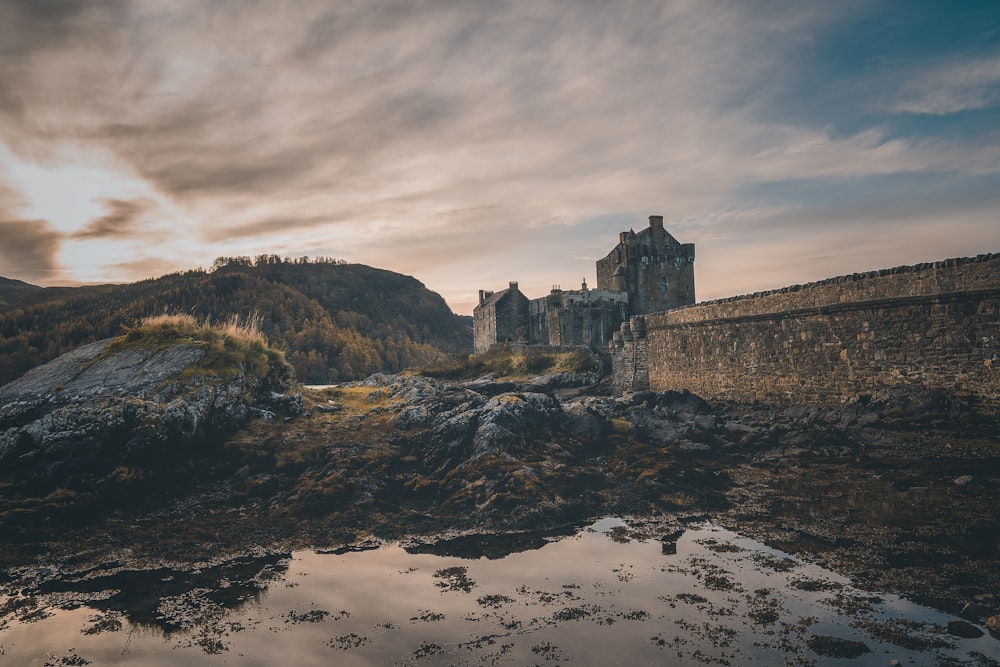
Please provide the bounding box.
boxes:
[129,312,267,348]
[107,311,285,380]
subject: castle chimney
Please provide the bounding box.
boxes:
[649,215,664,230]
[509,281,518,291]
[619,231,629,244]
[478,289,485,306]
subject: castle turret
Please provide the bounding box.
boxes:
[613,265,627,292]
[595,214,695,315]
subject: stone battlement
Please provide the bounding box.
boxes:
[661,253,999,324]
[630,253,1000,408]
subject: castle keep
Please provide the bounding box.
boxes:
[596,215,695,315]
[474,215,695,353]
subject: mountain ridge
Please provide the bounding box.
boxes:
[0,275,43,309]
[0,258,472,385]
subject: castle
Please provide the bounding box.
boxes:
[475,214,999,410]
[474,215,695,354]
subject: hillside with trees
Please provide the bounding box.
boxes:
[0,256,471,385]
[0,276,42,309]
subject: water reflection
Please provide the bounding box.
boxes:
[1,520,997,666]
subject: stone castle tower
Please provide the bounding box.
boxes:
[474,214,694,353]
[595,215,695,315]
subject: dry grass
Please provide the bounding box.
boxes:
[217,312,267,347]
[236,384,400,469]
[108,311,284,380]
[138,312,199,332]
[134,312,267,348]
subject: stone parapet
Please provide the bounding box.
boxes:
[658,254,999,325]
[610,253,1000,409]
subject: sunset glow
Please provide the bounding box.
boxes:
[0,1,998,313]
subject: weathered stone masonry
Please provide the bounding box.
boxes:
[611,316,649,393]
[637,254,999,408]
[475,215,695,353]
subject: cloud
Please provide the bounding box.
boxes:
[0,2,858,213]
[0,1,996,306]
[101,254,190,279]
[72,197,152,239]
[886,54,1000,116]
[0,219,63,282]
[0,163,63,282]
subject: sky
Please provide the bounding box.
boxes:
[0,1,998,315]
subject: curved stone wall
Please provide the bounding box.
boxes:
[631,254,1000,407]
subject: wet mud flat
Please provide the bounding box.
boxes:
[709,400,1000,628]
[1,380,998,663]
[2,519,998,666]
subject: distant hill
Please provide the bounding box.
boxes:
[0,276,42,309]
[0,257,472,385]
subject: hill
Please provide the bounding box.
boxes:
[0,276,42,309]
[0,257,471,385]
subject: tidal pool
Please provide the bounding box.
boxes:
[1,519,997,666]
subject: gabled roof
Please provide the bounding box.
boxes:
[479,288,510,309]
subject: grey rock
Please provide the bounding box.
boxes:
[252,408,277,421]
[985,614,1000,639]
[463,375,518,396]
[0,338,296,485]
[678,441,712,451]
[692,414,718,431]
[655,390,709,415]
[953,474,973,486]
[528,371,600,389]
[946,619,984,638]
[806,634,871,659]
[470,392,561,458]
[262,391,303,416]
[562,402,605,443]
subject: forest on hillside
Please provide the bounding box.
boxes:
[0,256,471,385]
[0,277,42,309]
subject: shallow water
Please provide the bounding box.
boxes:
[2,519,997,666]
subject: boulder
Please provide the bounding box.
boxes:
[0,335,296,491]
[528,371,600,389]
[947,619,984,638]
[462,375,518,397]
[470,392,561,458]
[561,402,606,444]
[806,635,871,659]
[986,614,1000,640]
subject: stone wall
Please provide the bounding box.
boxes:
[547,303,622,347]
[611,316,649,393]
[664,254,998,324]
[634,254,1000,407]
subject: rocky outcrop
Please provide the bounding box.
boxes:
[2,360,997,628]
[0,336,298,496]
[276,374,732,531]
